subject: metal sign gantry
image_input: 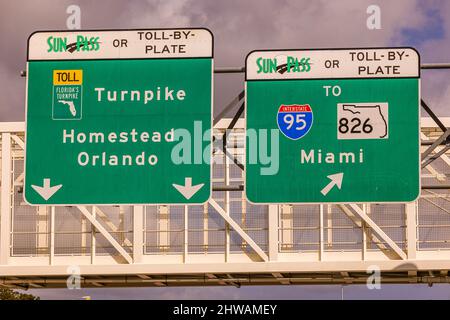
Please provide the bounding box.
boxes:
[0,53,449,288]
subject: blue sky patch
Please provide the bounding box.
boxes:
[400,8,444,47]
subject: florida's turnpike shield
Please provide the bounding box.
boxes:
[245,48,420,204]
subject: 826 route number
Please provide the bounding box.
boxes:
[338,117,373,134]
[337,103,389,140]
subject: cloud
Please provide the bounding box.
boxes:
[120,0,430,65]
[411,0,450,116]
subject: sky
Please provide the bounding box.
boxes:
[2,0,450,299]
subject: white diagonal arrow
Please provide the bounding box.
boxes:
[31,178,62,201]
[320,173,344,196]
[172,177,204,200]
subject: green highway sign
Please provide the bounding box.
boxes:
[25,28,213,205]
[245,48,420,203]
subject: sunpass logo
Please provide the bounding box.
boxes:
[47,36,100,53]
[256,55,311,74]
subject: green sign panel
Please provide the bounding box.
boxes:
[245,48,420,203]
[25,29,213,205]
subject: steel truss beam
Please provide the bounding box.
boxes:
[421,99,450,168]
[337,204,406,260]
[93,206,132,248]
[77,206,133,264]
[4,272,450,289]
[4,259,450,276]
[213,90,244,126]
[347,204,407,260]
[337,204,389,253]
[209,199,268,262]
